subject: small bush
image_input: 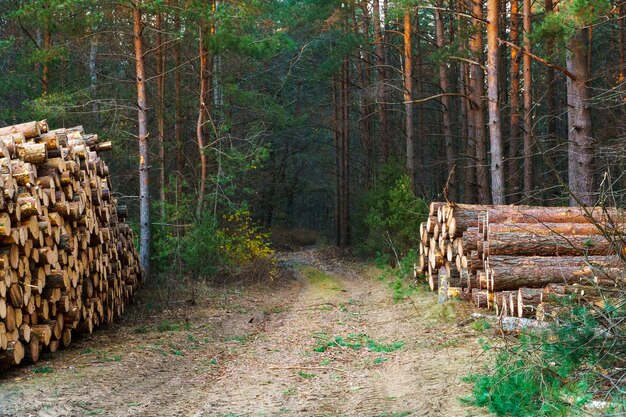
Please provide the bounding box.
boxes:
[466,300,626,417]
[218,209,277,281]
[359,162,428,258]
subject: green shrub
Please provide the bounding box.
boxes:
[359,162,428,258]
[153,205,276,282]
[465,300,626,417]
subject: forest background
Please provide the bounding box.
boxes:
[0,0,624,280]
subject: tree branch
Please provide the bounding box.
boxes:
[498,38,577,81]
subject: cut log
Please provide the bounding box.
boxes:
[0,120,46,139]
[0,341,24,367]
[487,222,616,236]
[487,255,625,291]
[486,233,616,257]
[517,288,544,318]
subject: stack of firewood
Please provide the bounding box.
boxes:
[0,120,141,369]
[417,202,625,320]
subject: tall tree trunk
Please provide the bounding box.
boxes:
[523,0,533,199]
[42,21,51,95]
[357,2,373,188]
[341,58,351,247]
[133,2,150,280]
[435,2,456,201]
[332,76,341,246]
[211,0,222,121]
[196,25,209,217]
[174,9,183,201]
[414,9,428,194]
[373,0,388,161]
[617,1,626,83]
[487,0,504,203]
[508,0,521,202]
[470,0,490,204]
[89,32,99,118]
[566,28,594,206]
[156,11,166,219]
[458,2,475,203]
[404,11,415,192]
[544,0,557,162]
[461,62,474,203]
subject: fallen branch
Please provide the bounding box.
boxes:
[268,365,348,373]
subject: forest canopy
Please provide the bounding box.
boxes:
[0,0,624,278]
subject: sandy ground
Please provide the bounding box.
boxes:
[0,249,492,417]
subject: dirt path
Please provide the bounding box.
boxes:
[0,249,490,417]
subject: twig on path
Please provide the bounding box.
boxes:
[268,365,348,373]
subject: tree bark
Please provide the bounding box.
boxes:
[196,25,209,217]
[89,32,99,118]
[357,2,373,188]
[373,0,388,161]
[544,0,557,148]
[617,1,626,83]
[485,233,614,257]
[487,256,622,291]
[340,57,351,247]
[566,28,594,207]
[133,2,150,280]
[156,11,166,219]
[42,20,51,95]
[523,0,533,199]
[463,60,476,203]
[487,0,504,204]
[404,11,415,192]
[470,0,490,204]
[333,75,341,246]
[174,8,183,203]
[436,2,456,201]
[508,0,521,202]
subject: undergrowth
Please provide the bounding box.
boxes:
[464,298,626,417]
[376,249,427,302]
[313,333,404,353]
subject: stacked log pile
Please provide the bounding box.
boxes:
[417,202,625,320]
[0,120,141,369]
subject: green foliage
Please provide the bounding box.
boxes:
[156,320,191,332]
[469,319,491,333]
[360,162,428,257]
[153,210,221,279]
[466,301,626,416]
[313,333,403,353]
[534,0,612,51]
[217,209,277,279]
[33,366,54,374]
[376,250,426,302]
[23,92,73,120]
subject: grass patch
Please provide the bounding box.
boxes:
[225,334,249,343]
[134,326,150,334]
[314,333,403,353]
[297,371,316,379]
[301,266,342,292]
[96,351,122,362]
[156,320,192,332]
[470,318,491,332]
[33,366,53,374]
